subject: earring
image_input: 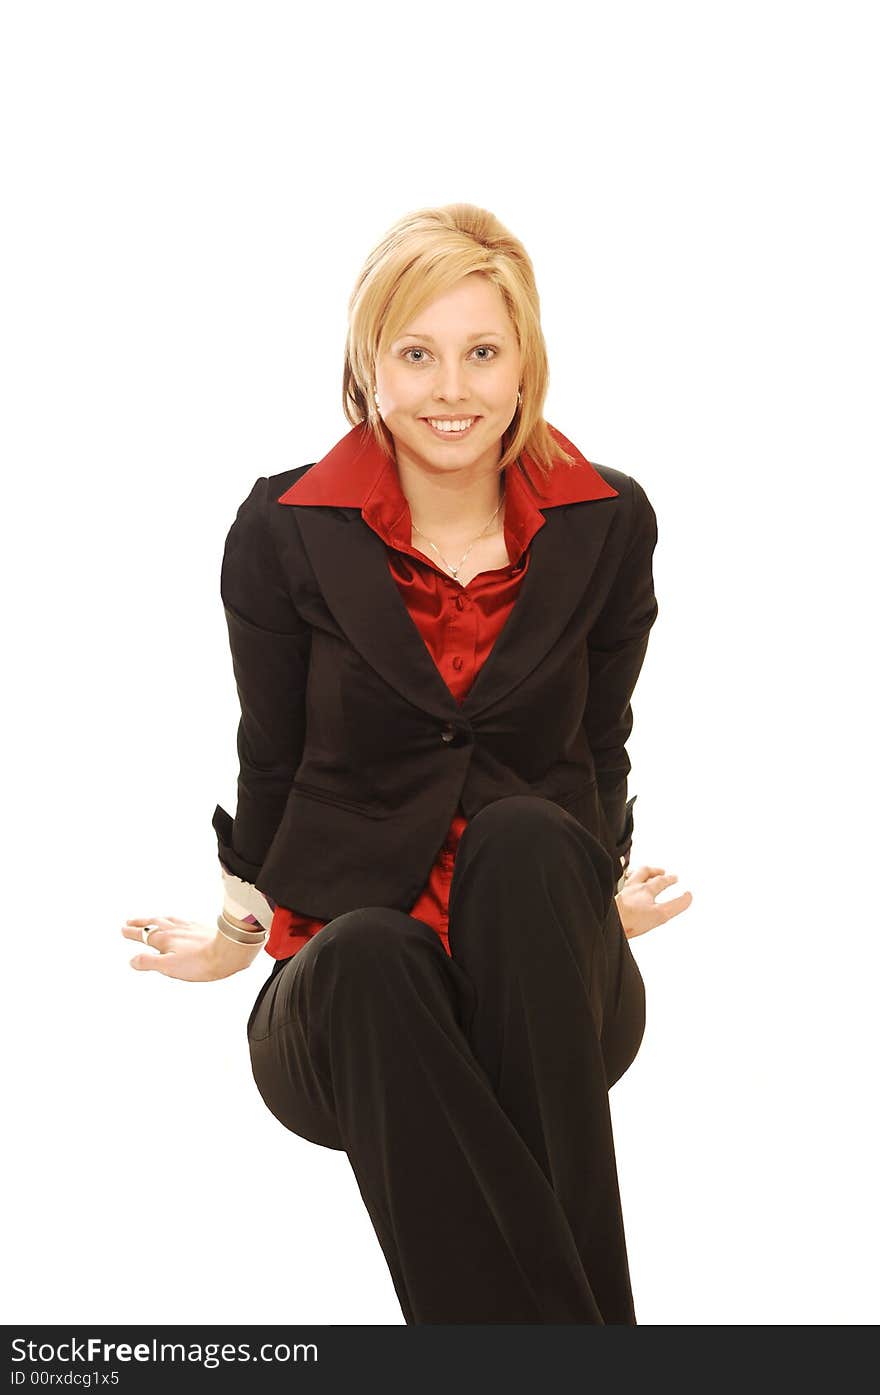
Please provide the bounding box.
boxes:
[517,388,522,407]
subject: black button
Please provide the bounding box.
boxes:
[440,722,472,748]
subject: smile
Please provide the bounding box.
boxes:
[422,416,480,438]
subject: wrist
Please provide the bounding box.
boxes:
[614,890,631,940]
[208,927,266,973]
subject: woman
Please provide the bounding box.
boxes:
[122,203,692,1325]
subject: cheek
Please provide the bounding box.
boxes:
[499,364,522,395]
[385,400,420,430]
[381,375,418,414]
[479,363,518,402]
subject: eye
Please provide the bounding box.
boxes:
[400,345,499,364]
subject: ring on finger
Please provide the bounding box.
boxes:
[141,924,160,945]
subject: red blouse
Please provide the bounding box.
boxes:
[265,422,616,960]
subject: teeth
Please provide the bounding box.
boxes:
[427,418,475,432]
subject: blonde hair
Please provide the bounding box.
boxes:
[342,203,577,483]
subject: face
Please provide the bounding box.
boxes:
[374,273,522,478]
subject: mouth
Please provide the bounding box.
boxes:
[421,415,481,440]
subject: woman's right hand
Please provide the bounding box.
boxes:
[614,865,693,940]
[121,916,265,981]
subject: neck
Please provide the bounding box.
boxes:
[393,444,506,543]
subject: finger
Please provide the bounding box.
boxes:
[121,924,161,943]
[120,916,184,941]
[129,943,192,976]
[123,930,199,958]
[649,873,679,890]
[130,950,184,974]
[126,915,190,927]
[628,866,666,883]
[123,916,179,931]
[657,890,693,919]
[121,926,175,951]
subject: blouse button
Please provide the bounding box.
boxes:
[455,595,466,610]
[452,656,463,671]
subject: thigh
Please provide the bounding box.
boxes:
[449,796,646,1090]
[246,908,469,1152]
[247,941,344,1151]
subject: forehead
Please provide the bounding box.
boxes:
[392,276,513,341]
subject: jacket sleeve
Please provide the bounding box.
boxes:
[582,475,659,885]
[212,475,311,893]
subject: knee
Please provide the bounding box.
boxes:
[311,906,430,976]
[467,794,566,838]
[458,796,615,903]
[466,794,607,862]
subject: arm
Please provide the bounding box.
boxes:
[124,477,309,981]
[213,474,311,902]
[582,475,659,889]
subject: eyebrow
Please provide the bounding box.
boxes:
[395,330,507,343]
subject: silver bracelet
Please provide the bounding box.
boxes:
[216,911,269,945]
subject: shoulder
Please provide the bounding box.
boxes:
[221,469,317,627]
[587,461,630,496]
[227,463,318,537]
[223,465,321,615]
[265,461,318,497]
[587,462,657,549]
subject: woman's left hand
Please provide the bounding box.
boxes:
[615,865,693,939]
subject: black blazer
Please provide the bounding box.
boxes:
[212,455,659,920]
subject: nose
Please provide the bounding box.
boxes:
[432,359,469,405]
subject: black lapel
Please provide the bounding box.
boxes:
[284,499,617,722]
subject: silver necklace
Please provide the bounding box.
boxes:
[411,482,505,581]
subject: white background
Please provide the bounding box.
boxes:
[2,0,877,1326]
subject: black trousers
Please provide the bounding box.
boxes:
[247,795,647,1325]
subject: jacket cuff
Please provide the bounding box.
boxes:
[617,794,637,862]
[213,808,276,930]
[212,803,271,895]
[614,795,637,894]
